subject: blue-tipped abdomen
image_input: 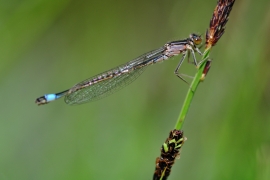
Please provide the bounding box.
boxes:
[35,90,68,105]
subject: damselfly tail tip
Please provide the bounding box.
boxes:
[35,96,48,106]
[35,93,59,105]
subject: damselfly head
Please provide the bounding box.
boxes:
[189,33,202,46]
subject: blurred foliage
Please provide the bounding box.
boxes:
[0,0,270,179]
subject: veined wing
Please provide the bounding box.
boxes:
[64,47,165,105]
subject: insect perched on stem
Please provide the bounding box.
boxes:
[36,34,202,105]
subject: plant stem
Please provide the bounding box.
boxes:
[174,48,211,130]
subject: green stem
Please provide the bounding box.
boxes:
[174,48,211,130]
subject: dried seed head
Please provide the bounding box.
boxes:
[206,0,236,48]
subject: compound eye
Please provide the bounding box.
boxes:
[193,36,202,45]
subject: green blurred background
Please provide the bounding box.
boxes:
[1,0,270,179]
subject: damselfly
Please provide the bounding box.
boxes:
[36,33,202,105]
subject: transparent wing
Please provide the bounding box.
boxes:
[64,47,165,105]
[64,67,146,105]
